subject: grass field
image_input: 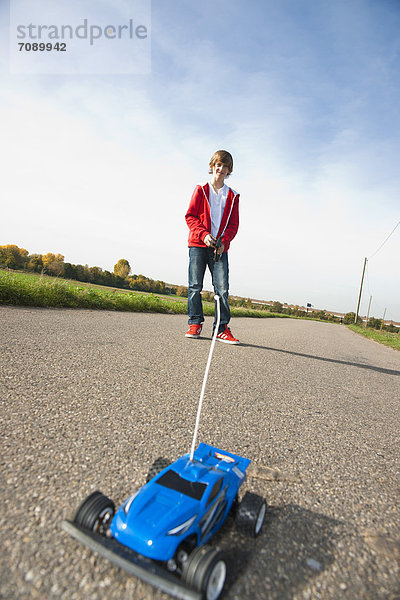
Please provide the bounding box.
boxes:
[0,269,278,319]
[346,324,400,351]
[2,269,398,350]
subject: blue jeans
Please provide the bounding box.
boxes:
[187,247,230,332]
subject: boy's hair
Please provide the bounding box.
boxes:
[209,150,233,175]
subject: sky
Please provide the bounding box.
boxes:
[1,0,399,321]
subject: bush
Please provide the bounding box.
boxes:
[202,291,214,302]
[384,324,399,334]
[176,285,188,298]
[367,317,382,330]
[271,301,283,313]
[344,312,362,325]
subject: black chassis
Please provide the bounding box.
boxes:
[61,519,203,600]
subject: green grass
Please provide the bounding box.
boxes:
[3,270,398,350]
[3,271,398,350]
[0,269,280,319]
[346,324,400,351]
[0,270,176,313]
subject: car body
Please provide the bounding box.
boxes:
[63,444,266,599]
[110,443,250,561]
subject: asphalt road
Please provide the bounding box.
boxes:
[1,306,399,600]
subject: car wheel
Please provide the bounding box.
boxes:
[73,491,115,535]
[183,546,227,600]
[146,457,170,483]
[230,496,239,516]
[235,491,266,537]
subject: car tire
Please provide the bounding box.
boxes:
[230,496,239,516]
[183,546,227,600]
[146,457,170,483]
[235,491,266,537]
[73,491,115,535]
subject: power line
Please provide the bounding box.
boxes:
[369,220,400,260]
[358,221,399,322]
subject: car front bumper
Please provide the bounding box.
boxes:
[61,520,201,600]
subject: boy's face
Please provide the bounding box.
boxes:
[212,161,230,180]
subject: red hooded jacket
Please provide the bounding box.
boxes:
[185,183,240,251]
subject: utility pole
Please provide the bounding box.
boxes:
[380,308,387,330]
[355,257,367,324]
[365,295,372,328]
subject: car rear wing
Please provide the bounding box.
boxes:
[193,443,251,475]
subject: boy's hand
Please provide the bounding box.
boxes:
[204,234,216,247]
[216,242,225,255]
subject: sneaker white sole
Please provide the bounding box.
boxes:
[216,337,240,344]
[185,334,200,338]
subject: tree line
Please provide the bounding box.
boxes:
[0,245,177,295]
[1,244,397,332]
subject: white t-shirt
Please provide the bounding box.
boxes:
[209,183,228,238]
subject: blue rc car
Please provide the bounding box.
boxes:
[62,297,266,600]
[62,443,265,600]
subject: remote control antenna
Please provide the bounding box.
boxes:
[189,295,221,461]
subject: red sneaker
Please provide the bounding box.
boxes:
[185,324,203,338]
[216,326,240,344]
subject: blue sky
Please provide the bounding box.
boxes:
[1,0,399,321]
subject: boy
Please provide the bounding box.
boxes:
[185,150,240,344]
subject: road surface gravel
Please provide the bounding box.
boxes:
[1,306,399,600]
